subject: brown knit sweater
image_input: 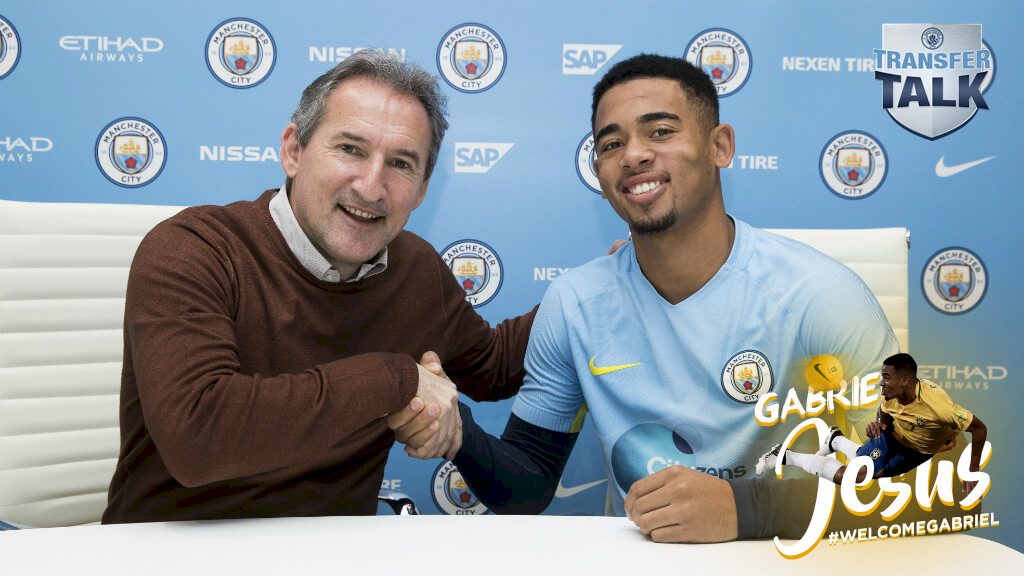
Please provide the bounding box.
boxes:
[102,190,535,523]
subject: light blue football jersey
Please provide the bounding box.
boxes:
[511,218,899,514]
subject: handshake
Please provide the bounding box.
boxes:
[386,351,462,460]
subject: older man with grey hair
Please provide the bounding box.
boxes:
[102,51,535,523]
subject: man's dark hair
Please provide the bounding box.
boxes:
[591,53,720,133]
[883,353,918,377]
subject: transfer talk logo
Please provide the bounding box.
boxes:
[874,24,991,139]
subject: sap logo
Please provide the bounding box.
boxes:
[199,145,280,162]
[563,44,622,75]
[454,142,513,173]
[380,479,402,490]
[309,46,406,62]
[533,267,570,281]
[0,136,52,163]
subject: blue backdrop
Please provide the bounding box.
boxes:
[1,0,1019,553]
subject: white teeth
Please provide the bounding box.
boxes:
[342,206,381,220]
[628,181,662,195]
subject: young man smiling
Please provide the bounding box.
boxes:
[437,54,899,542]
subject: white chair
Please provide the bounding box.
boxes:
[0,198,909,528]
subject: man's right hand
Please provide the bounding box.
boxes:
[386,352,461,459]
[865,420,887,439]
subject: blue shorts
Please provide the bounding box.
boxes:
[856,431,932,478]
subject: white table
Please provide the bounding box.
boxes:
[1,515,1020,575]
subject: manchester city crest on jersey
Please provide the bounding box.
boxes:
[575,132,602,194]
[922,247,988,315]
[95,117,166,188]
[685,28,752,97]
[874,24,991,139]
[437,23,506,93]
[431,461,488,515]
[441,240,503,308]
[205,18,276,89]
[819,131,888,199]
[721,350,773,403]
[0,15,22,80]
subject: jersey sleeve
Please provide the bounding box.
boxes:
[799,266,900,438]
[511,279,585,432]
[801,267,900,380]
[927,383,975,433]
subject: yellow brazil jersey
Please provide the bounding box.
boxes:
[882,379,974,454]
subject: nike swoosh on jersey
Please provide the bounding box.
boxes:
[589,356,641,376]
[934,155,995,178]
[555,478,608,498]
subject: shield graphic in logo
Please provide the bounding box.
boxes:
[835,147,873,187]
[445,470,479,509]
[732,362,761,395]
[112,135,150,175]
[221,34,259,76]
[453,40,490,80]
[878,24,988,139]
[700,45,735,84]
[452,255,487,296]
[937,263,972,302]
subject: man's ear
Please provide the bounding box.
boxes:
[281,123,301,178]
[592,156,607,199]
[412,177,430,209]
[711,123,736,169]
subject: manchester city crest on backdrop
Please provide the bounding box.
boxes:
[819,131,888,199]
[205,18,276,89]
[441,240,503,307]
[431,461,488,515]
[874,24,991,139]
[94,118,166,188]
[922,247,988,315]
[437,23,506,93]
[575,132,601,194]
[685,28,752,97]
[0,15,21,80]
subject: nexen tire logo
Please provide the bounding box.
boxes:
[454,142,513,173]
[562,44,622,75]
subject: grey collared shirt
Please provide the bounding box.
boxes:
[269,187,388,283]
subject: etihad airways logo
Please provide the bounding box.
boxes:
[59,35,163,63]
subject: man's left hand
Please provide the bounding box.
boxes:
[624,465,738,543]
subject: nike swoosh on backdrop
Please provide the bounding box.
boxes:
[555,478,608,498]
[589,356,641,376]
[935,155,995,178]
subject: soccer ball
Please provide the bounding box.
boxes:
[805,354,844,392]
